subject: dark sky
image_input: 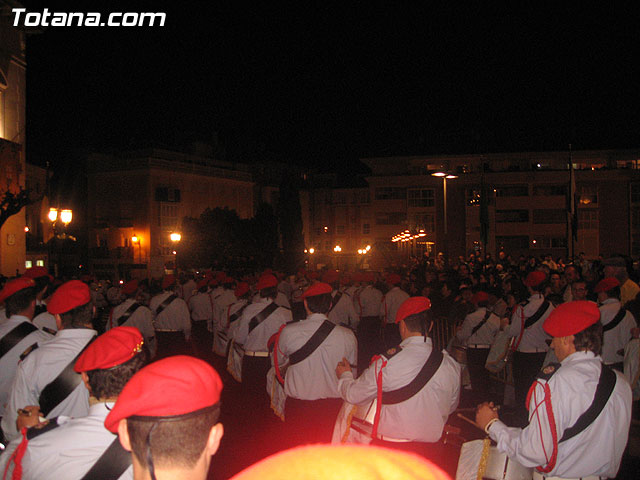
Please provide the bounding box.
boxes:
[20,1,640,174]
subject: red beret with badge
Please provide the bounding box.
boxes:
[301,282,332,299]
[543,300,600,337]
[395,296,432,324]
[75,326,144,372]
[524,270,547,287]
[47,280,91,314]
[0,277,36,304]
[257,274,278,290]
[594,277,620,293]
[104,355,223,433]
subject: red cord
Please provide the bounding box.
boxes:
[371,355,388,439]
[273,324,287,385]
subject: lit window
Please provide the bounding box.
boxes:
[36,260,44,267]
[25,260,33,268]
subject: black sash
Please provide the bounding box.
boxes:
[289,320,336,365]
[523,300,551,329]
[470,309,493,337]
[26,417,59,440]
[328,291,343,314]
[117,302,142,327]
[39,336,95,417]
[155,294,178,316]
[559,364,617,442]
[228,303,249,324]
[80,437,132,480]
[381,349,444,405]
[248,303,279,334]
[0,322,38,360]
[602,308,627,333]
[33,304,48,317]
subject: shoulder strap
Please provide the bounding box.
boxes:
[524,300,550,329]
[470,309,493,336]
[117,302,142,327]
[381,348,444,405]
[0,322,38,360]
[26,417,60,440]
[559,364,617,443]
[248,302,279,334]
[20,342,39,361]
[328,291,343,314]
[80,436,131,480]
[602,307,627,333]
[155,294,178,317]
[33,304,48,317]
[228,303,249,324]
[39,336,95,417]
[289,320,336,365]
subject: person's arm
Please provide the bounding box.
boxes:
[336,356,379,405]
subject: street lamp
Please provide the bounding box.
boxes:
[432,172,458,262]
[131,235,141,263]
[48,207,73,277]
[170,232,181,272]
[60,209,73,226]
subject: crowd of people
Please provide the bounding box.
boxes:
[0,249,637,479]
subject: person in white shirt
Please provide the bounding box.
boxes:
[354,272,383,374]
[275,282,357,447]
[189,278,214,360]
[324,271,359,330]
[477,300,632,480]
[149,275,192,358]
[0,326,146,480]
[336,296,460,470]
[380,273,409,350]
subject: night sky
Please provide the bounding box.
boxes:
[20,1,640,176]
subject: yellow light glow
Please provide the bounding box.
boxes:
[432,172,446,177]
[60,209,73,225]
[358,249,363,254]
[445,174,458,179]
[132,235,139,243]
[170,233,182,242]
[48,208,58,222]
[309,247,315,254]
[365,245,371,251]
[24,226,30,233]
[333,245,342,252]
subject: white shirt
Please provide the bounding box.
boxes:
[327,289,359,329]
[149,291,191,339]
[230,299,291,352]
[508,293,553,352]
[0,402,133,480]
[599,298,638,364]
[109,298,156,357]
[354,285,383,318]
[1,328,97,441]
[214,289,239,330]
[488,351,632,478]
[277,313,357,400]
[32,311,58,334]
[251,291,291,309]
[189,291,214,322]
[338,336,461,442]
[456,307,500,346]
[0,316,53,416]
[380,286,410,324]
[180,279,197,301]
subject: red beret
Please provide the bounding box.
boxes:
[594,277,620,293]
[395,296,431,324]
[0,277,36,304]
[257,274,278,290]
[161,275,176,290]
[197,278,209,289]
[524,271,547,287]
[229,444,450,480]
[235,282,250,298]
[216,272,227,282]
[104,355,222,433]
[301,282,332,299]
[362,272,375,283]
[543,300,600,337]
[23,266,53,281]
[47,280,91,314]
[322,271,340,284]
[75,326,144,372]
[223,276,235,284]
[352,273,363,283]
[340,274,352,286]
[386,273,402,285]
[309,272,319,280]
[208,279,219,287]
[472,291,489,304]
[121,279,139,296]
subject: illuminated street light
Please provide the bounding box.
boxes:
[131,235,139,244]
[365,245,371,251]
[333,245,342,252]
[24,226,30,233]
[170,232,182,243]
[48,208,58,222]
[309,247,315,254]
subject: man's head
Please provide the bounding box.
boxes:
[257,274,278,300]
[564,265,580,284]
[395,297,433,340]
[75,326,147,400]
[302,283,333,315]
[23,266,53,300]
[524,270,546,294]
[571,280,588,301]
[47,280,94,329]
[0,277,37,319]
[603,257,628,283]
[594,277,621,303]
[121,279,139,299]
[471,291,489,308]
[544,300,602,361]
[105,356,224,480]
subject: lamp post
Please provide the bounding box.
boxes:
[48,207,73,277]
[131,235,141,263]
[170,232,181,273]
[431,172,458,264]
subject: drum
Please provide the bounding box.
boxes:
[624,338,640,401]
[226,340,244,382]
[266,366,286,420]
[331,399,376,445]
[486,330,514,373]
[456,439,532,480]
[213,329,229,357]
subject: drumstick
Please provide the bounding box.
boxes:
[457,413,484,431]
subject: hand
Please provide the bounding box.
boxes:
[16,405,43,431]
[475,401,499,431]
[336,357,353,378]
[500,317,509,330]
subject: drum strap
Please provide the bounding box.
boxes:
[248,303,279,334]
[0,322,38,360]
[381,349,444,405]
[80,437,131,480]
[155,294,178,317]
[328,292,343,314]
[470,309,493,336]
[117,302,142,327]
[39,336,96,417]
[289,320,336,365]
[523,300,550,330]
[602,308,627,333]
[228,303,249,325]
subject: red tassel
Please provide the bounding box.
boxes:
[370,355,388,439]
[273,324,287,385]
[4,428,29,480]
[526,381,558,473]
